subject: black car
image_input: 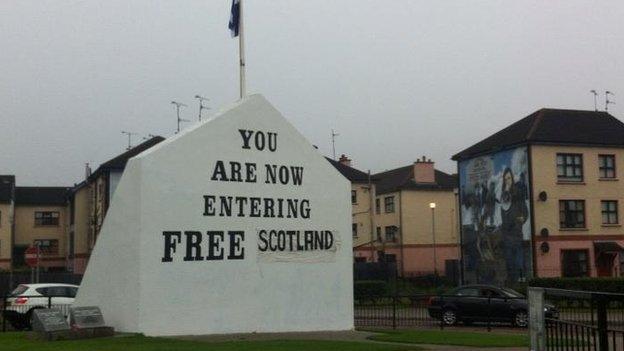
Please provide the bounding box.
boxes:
[427,284,558,327]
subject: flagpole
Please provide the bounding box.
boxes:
[238,0,246,99]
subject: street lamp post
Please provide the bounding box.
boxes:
[430,202,437,275]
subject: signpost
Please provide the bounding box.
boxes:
[25,245,41,283]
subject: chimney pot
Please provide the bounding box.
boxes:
[338,154,352,167]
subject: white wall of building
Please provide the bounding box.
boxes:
[75,95,354,336]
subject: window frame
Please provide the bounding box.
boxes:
[559,200,586,229]
[384,196,395,213]
[34,211,60,226]
[561,249,590,277]
[601,200,619,225]
[33,239,60,255]
[352,223,358,237]
[375,198,380,214]
[384,226,397,242]
[599,154,616,179]
[351,190,357,204]
[557,153,584,182]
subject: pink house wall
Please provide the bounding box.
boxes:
[534,239,624,277]
[355,244,460,276]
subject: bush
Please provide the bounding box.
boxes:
[529,277,624,293]
[354,280,388,297]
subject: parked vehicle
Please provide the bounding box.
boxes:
[2,283,79,330]
[427,284,558,327]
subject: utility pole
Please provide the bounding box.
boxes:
[171,101,189,133]
[430,202,438,275]
[195,95,210,121]
[331,129,339,160]
[121,131,137,150]
[590,90,598,111]
[606,91,615,112]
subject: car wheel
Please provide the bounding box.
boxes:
[442,309,457,326]
[513,310,528,328]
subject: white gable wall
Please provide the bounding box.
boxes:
[76,95,353,336]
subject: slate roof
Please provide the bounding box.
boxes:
[99,136,165,170]
[453,109,624,160]
[15,187,70,206]
[373,165,457,195]
[89,136,165,180]
[0,175,15,203]
[326,157,375,183]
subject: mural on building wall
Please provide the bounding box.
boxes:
[459,146,532,286]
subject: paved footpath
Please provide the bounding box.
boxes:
[176,330,528,351]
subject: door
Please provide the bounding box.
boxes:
[454,287,482,319]
[596,253,615,277]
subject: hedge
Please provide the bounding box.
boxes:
[354,280,388,297]
[529,277,624,294]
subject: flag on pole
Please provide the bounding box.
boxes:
[229,0,240,37]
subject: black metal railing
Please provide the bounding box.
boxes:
[1,295,73,332]
[355,293,527,331]
[543,288,624,351]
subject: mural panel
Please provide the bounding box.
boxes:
[459,146,532,286]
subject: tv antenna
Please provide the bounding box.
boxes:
[121,131,138,150]
[590,90,598,111]
[606,91,615,112]
[194,95,210,121]
[142,133,157,141]
[331,129,339,160]
[171,101,189,133]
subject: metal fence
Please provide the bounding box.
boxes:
[1,295,73,332]
[355,293,527,331]
[543,289,624,351]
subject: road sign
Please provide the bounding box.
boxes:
[25,246,39,267]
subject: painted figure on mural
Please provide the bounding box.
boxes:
[459,147,532,286]
[499,167,528,283]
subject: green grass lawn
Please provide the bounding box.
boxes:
[368,329,529,348]
[0,332,423,351]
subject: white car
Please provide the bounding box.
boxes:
[3,283,79,330]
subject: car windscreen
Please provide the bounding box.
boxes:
[500,288,524,298]
[9,285,29,296]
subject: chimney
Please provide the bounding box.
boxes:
[414,156,435,183]
[85,163,92,180]
[338,154,352,167]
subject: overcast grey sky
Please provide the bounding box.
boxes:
[1,1,623,186]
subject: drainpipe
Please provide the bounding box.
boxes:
[399,191,404,277]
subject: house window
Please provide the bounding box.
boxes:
[384,196,395,213]
[384,254,397,263]
[601,200,618,224]
[351,190,357,204]
[376,227,381,241]
[352,223,358,237]
[34,211,60,226]
[561,249,589,277]
[33,239,59,255]
[375,199,380,214]
[385,226,398,242]
[557,153,583,182]
[559,200,585,229]
[599,155,616,179]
